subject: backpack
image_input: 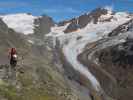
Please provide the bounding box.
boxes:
[12,54,17,61]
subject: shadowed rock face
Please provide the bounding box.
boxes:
[58,19,73,26]
[94,39,133,100]
[62,8,109,33]
[78,14,90,28]
[34,15,55,38]
[63,19,80,33]
[98,39,133,67]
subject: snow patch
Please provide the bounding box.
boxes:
[1,13,37,35]
[28,39,34,44]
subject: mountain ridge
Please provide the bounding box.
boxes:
[0,7,132,36]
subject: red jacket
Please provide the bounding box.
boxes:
[8,48,17,58]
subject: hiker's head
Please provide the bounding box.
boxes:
[11,48,16,54]
[11,48,15,51]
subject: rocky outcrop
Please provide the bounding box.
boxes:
[63,19,79,33]
[33,15,55,38]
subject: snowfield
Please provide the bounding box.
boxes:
[47,10,132,92]
[0,13,37,35]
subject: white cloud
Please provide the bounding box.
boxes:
[104,5,114,11]
[43,8,79,14]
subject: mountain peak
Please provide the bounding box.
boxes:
[89,7,113,17]
[91,7,108,13]
[62,7,114,33]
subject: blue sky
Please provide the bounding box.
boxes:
[0,0,133,22]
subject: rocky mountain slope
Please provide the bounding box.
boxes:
[0,14,81,100]
[0,7,133,100]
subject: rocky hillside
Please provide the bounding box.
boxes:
[0,15,83,100]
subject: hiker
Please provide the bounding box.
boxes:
[8,48,18,68]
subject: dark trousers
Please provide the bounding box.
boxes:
[10,57,17,68]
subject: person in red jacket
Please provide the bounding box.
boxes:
[8,48,17,67]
